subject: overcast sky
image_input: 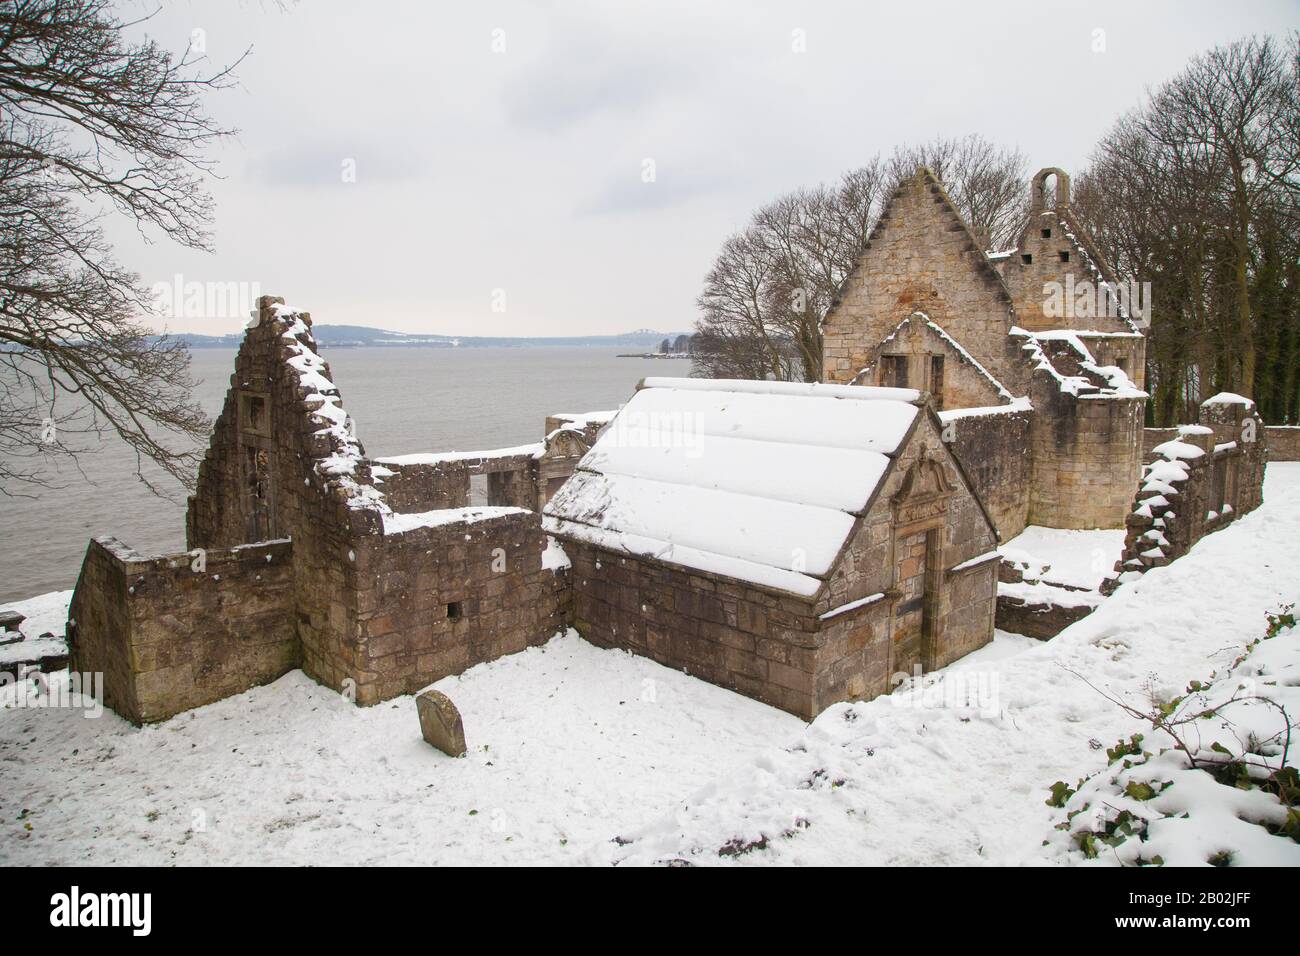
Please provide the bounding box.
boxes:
[114,0,1298,337]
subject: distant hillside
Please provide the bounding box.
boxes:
[167,325,689,349]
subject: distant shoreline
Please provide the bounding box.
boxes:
[615,353,693,359]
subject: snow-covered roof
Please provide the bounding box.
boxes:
[542,377,922,597]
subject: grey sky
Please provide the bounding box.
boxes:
[112,0,1298,337]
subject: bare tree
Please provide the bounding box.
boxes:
[693,136,1027,382]
[1075,33,1299,421]
[885,134,1028,251]
[0,0,244,494]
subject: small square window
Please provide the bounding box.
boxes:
[1041,228,1051,239]
[446,602,462,621]
[1021,253,1033,265]
[1059,251,1070,263]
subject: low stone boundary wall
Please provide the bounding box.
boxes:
[995,593,1094,640]
[1266,425,1300,461]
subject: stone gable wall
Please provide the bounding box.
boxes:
[823,171,1018,388]
[996,212,1134,337]
[186,298,385,697]
[815,413,998,707]
[852,315,1009,410]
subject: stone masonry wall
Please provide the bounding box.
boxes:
[996,211,1134,338]
[853,314,1008,411]
[1104,399,1266,593]
[817,412,998,705]
[1027,372,1144,529]
[1265,426,1300,461]
[349,510,568,704]
[939,406,1032,540]
[69,537,297,724]
[186,298,385,697]
[823,169,1019,389]
[371,462,470,512]
[568,543,823,719]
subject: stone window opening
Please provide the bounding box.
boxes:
[929,355,945,411]
[240,391,271,438]
[446,601,462,621]
[243,445,274,541]
[1021,253,1033,265]
[880,354,909,388]
[1059,250,1070,263]
[468,474,488,506]
[1040,228,1051,239]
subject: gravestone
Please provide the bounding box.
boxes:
[416,688,466,757]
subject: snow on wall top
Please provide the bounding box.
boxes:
[375,444,544,466]
[542,378,921,596]
[548,410,617,425]
[1010,327,1146,400]
[275,307,387,516]
[1202,392,1255,408]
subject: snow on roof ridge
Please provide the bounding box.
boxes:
[544,382,928,594]
[639,376,921,404]
[549,409,617,422]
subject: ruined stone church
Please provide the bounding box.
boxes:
[68,166,1267,724]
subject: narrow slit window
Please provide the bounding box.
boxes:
[929,355,945,411]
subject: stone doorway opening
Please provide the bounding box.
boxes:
[892,526,942,683]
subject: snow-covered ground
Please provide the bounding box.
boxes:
[0,590,71,668]
[2,465,1296,866]
[998,526,1126,591]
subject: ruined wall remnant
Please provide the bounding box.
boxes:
[349,507,569,704]
[74,296,572,724]
[1264,426,1300,461]
[1103,395,1267,593]
[822,168,1020,390]
[69,537,297,723]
